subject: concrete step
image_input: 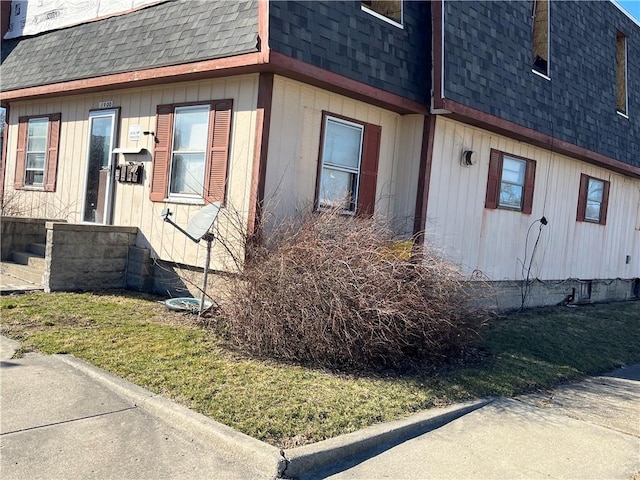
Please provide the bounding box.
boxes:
[29,243,46,257]
[11,251,46,269]
[0,261,44,285]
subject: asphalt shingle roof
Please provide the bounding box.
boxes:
[0,0,259,91]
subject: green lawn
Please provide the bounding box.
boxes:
[1,292,638,448]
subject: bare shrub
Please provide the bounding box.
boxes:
[221,211,487,370]
[1,191,27,217]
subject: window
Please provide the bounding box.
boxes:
[316,113,381,216]
[485,149,536,213]
[578,281,592,301]
[616,31,628,116]
[577,174,610,225]
[361,0,403,26]
[14,113,61,191]
[170,105,209,196]
[150,100,232,203]
[25,118,48,186]
[532,0,549,76]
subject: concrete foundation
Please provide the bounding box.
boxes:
[6,217,637,311]
[470,278,640,311]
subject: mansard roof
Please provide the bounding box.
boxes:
[1,0,258,92]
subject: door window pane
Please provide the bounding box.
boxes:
[91,117,113,168]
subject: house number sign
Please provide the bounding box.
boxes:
[98,101,113,109]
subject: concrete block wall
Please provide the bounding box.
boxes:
[126,246,154,292]
[0,216,55,260]
[44,222,138,292]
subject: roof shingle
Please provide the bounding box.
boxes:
[1,0,258,91]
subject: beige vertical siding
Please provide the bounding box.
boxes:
[3,75,260,270]
[264,76,423,236]
[426,116,640,281]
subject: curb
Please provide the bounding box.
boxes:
[55,353,491,480]
[282,397,494,479]
[54,354,281,477]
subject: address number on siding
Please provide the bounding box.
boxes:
[98,101,113,108]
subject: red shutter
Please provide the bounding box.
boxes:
[599,179,610,225]
[44,113,61,192]
[14,117,28,189]
[485,148,502,209]
[576,173,589,222]
[204,101,232,204]
[0,109,7,203]
[356,123,381,217]
[522,158,536,214]
[150,105,173,202]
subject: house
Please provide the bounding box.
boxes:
[1,0,638,308]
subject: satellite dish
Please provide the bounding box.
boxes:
[186,202,221,241]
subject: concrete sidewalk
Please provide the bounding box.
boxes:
[0,336,278,480]
[1,334,639,480]
[311,367,640,480]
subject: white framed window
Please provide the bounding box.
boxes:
[318,116,364,213]
[577,173,610,225]
[169,105,209,197]
[151,100,232,205]
[315,112,382,217]
[15,113,61,192]
[585,178,605,222]
[25,117,49,187]
[499,157,527,209]
[485,149,536,214]
[361,0,403,28]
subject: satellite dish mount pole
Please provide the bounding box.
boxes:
[199,232,214,316]
[161,203,221,316]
